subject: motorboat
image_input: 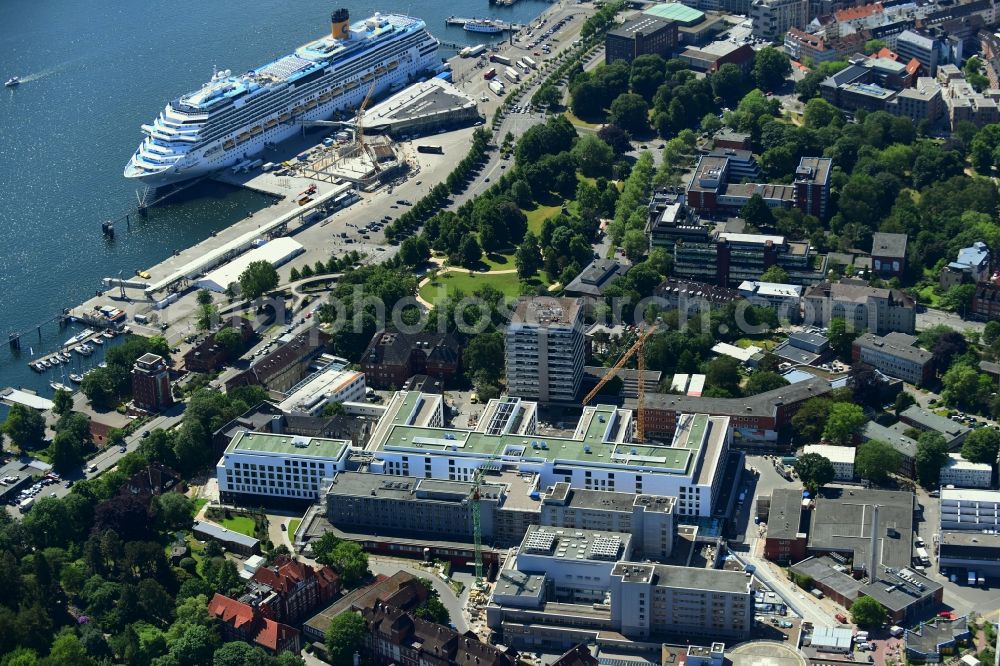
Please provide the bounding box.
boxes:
[29,362,44,373]
[91,336,104,346]
[41,359,52,368]
[69,374,83,384]
[4,77,19,88]
[102,331,115,339]
[49,382,71,392]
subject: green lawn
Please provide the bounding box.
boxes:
[190,498,208,518]
[288,518,301,540]
[525,204,562,235]
[482,251,516,271]
[916,284,943,307]
[565,109,603,128]
[218,515,257,538]
[420,270,526,304]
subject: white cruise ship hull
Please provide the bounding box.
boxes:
[125,12,439,189]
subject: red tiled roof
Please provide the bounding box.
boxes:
[875,46,900,61]
[256,617,298,651]
[208,593,255,629]
[905,57,920,75]
[835,3,883,21]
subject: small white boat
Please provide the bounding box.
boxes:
[91,337,104,346]
[29,362,44,373]
[98,361,107,368]
[69,373,83,384]
[49,382,71,392]
[4,77,19,88]
[75,345,93,356]
[41,359,52,368]
[102,331,115,339]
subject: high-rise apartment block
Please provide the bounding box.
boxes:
[506,298,585,404]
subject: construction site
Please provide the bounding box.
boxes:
[290,77,479,188]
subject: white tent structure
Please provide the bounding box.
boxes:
[196,237,304,293]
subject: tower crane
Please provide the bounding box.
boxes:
[581,325,657,442]
[471,437,507,582]
[355,80,380,170]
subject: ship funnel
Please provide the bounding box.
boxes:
[331,8,350,40]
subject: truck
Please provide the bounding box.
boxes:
[18,497,33,512]
[490,54,512,66]
[524,56,537,69]
[916,547,930,566]
[504,67,520,83]
[417,145,444,154]
[810,589,824,599]
[516,59,529,71]
[464,43,486,58]
[489,80,505,96]
[968,570,977,586]
[483,67,497,80]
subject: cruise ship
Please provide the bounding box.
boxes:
[125,9,440,187]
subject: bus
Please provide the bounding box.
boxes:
[417,145,444,154]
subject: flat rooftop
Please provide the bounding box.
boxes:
[768,487,806,541]
[225,430,350,460]
[808,488,914,571]
[370,402,696,474]
[511,297,582,327]
[520,525,631,561]
[358,78,477,128]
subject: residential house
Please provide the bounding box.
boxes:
[208,593,300,655]
[940,242,990,289]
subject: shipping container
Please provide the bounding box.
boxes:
[490,54,512,66]
[489,80,505,96]
[505,67,520,83]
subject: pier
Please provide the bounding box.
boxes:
[445,16,523,31]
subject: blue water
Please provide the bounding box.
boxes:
[0,0,550,397]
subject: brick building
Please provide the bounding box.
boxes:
[763,488,808,562]
[207,593,300,655]
[606,16,678,64]
[227,328,331,392]
[242,556,341,624]
[182,318,255,373]
[131,353,172,413]
[361,330,461,389]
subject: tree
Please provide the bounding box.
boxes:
[753,47,791,91]
[608,93,649,134]
[153,493,194,530]
[915,431,949,487]
[399,237,430,267]
[43,629,94,666]
[238,260,279,299]
[52,389,73,416]
[740,194,775,229]
[196,289,213,306]
[962,427,1000,465]
[864,38,886,54]
[744,371,789,396]
[597,124,632,155]
[50,430,84,474]
[855,440,902,484]
[795,452,836,494]
[464,332,504,386]
[828,317,861,360]
[212,642,274,666]
[850,596,888,627]
[622,229,648,263]
[571,134,614,178]
[893,391,916,416]
[459,236,482,268]
[759,265,788,284]
[320,541,369,587]
[705,356,741,397]
[942,362,992,410]
[3,404,46,450]
[532,83,561,109]
[326,611,366,666]
[822,403,865,445]
[514,233,543,280]
[213,326,244,357]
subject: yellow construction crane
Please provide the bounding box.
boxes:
[581,326,657,441]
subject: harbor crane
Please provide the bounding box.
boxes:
[581,325,657,442]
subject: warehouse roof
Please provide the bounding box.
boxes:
[808,488,914,571]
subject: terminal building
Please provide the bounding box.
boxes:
[365,391,733,517]
[486,527,754,650]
